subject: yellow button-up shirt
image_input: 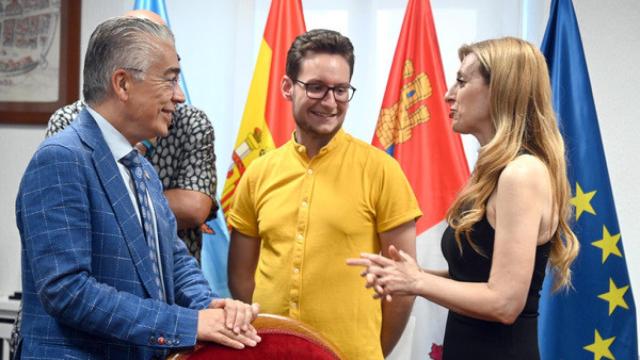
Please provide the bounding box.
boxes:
[229,130,421,359]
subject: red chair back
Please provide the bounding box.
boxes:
[169,314,343,360]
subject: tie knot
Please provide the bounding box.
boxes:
[120,149,142,169]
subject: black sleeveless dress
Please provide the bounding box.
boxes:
[440,217,551,360]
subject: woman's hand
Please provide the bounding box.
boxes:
[347,245,423,301]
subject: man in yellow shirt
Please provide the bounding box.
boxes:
[228,29,421,360]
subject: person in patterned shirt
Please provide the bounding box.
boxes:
[44,10,217,262]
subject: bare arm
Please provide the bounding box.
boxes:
[379,221,417,357]
[423,268,449,278]
[354,157,550,325]
[228,229,261,303]
[164,188,213,230]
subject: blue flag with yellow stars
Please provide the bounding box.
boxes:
[538,0,638,359]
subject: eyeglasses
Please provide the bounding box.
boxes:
[294,80,356,103]
[123,67,180,96]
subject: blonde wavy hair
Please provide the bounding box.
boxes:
[445,37,579,291]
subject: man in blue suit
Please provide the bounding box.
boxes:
[15,17,260,359]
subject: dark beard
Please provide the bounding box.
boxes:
[293,114,343,146]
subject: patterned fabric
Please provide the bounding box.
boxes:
[9,309,21,359]
[46,100,217,261]
[229,130,422,360]
[120,150,166,300]
[15,110,213,359]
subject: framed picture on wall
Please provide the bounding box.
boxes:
[0,0,80,125]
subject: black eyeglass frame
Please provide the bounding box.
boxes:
[294,79,357,102]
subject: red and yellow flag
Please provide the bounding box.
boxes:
[372,1,469,358]
[221,0,306,217]
[372,0,468,235]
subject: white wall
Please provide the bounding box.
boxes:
[0,0,129,296]
[0,126,43,294]
[0,0,638,336]
[575,0,640,324]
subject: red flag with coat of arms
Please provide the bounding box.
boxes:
[372,0,469,358]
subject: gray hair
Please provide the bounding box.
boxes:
[83,16,175,104]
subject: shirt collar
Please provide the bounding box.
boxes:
[86,105,136,162]
[291,128,348,158]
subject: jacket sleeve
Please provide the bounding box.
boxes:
[171,231,215,308]
[17,144,200,350]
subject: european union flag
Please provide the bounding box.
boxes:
[538,0,638,359]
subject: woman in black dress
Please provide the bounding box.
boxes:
[348,37,580,359]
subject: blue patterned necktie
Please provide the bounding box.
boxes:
[120,150,165,300]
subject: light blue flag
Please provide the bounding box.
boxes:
[538,0,638,359]
[133,0,191,103]
[134,0,231,297]
[200,207,231,298]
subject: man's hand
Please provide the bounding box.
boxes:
[209,298,260,333]
[197,307,261,349]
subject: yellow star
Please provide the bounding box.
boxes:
[598,278,630,316]
[583,329,615,360]
[591,225,622,264]
[571,182,596,220]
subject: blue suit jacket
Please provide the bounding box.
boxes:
[16,110,213,359]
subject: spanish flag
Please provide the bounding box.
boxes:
[372,0,469,358]
[221,0,306,217]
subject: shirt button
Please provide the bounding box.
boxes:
[293,267,300,274]
[296,234,303,241]
[301,201,308,208]
[291,302,298,309]
[307,168,313,175]
[298,146,305,153]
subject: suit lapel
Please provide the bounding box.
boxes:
[72,110,163,301]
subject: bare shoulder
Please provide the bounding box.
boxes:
[497,154,550,195]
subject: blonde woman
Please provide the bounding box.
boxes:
[348,37,579,359]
